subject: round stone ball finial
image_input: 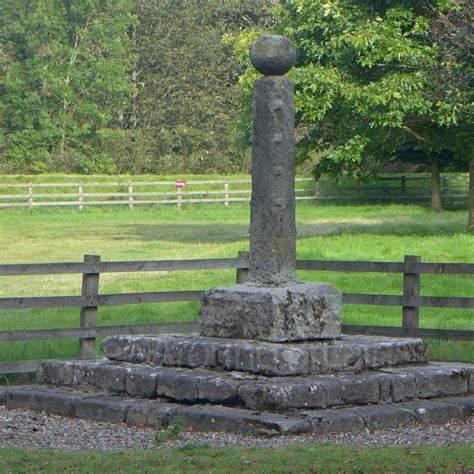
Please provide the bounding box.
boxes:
[250,35,296,76]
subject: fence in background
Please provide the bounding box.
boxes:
[0,252,472,373]
[0,175,469,209]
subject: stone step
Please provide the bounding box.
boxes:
[37,359,473,411]
[100,334,428,376]
[37,359,252,404]
[3,385,472,435]
[240,363,474,411]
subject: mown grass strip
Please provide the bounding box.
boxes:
[1,443,472,473]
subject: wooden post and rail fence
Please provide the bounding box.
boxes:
[0,175,469,209]
[0,252,472,374]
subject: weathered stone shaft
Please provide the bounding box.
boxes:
[248,76,296,286]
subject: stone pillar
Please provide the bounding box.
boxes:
[248,36,296,286]
[199,35,342,342]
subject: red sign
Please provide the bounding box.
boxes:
[175,180,186,189]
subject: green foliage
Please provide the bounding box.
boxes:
[0,0,136,173]
[112,0,271,175]
[154,415,186,445]
[0,0,272,174]
[232,0,473,179]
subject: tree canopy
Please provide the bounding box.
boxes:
[0,0,271,174]
[233,0,472,179]
[0,0,136,173]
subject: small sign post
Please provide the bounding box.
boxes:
[175,180,186,208]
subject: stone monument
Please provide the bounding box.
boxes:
[2,36,472,436]
[200,35,341,342]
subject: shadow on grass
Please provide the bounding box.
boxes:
[120,217,468,244]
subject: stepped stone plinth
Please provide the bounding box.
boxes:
[2,357,472,436]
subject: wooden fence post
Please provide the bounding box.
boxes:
[176,187,182,209]
[78,183,84,210]
[402,255,421,330]
[128,182,134,210]
[443,176,449,202]
[224,181,229,208]
[355,180,361,202]
[28,183,33,207]
[79,254,100,358]
[400,176,406,200]
[236,250,249,284]
[315,180,321,204]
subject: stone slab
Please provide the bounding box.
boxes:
[99,336,165,365]
[429,362,474,392]
[101,334,428,376]
[442,397,474,418]
[302,409,365,434]
[398,400,466,425]
[156,367,247,404]
[238,365,473,411]
[168,405,310,436]
[0,387,7,405]
[126,400,180,426]
[381,365,471,399]
[4,385,472,435]
[199,283,342,342]
[37,359,90,386]
[4,385,308,436]
[6,385,87,417]
[238,374,380,411]
[74,395,137,423]
[347,405,417,431]
[126,367,160,398]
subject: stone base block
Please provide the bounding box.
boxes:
[199,282,342,342]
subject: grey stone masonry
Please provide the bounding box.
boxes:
[236,365,473,411]
[35,359,473,411]
[248,73,296,287]
[4,385,472,435]
[101,334,428,376]
[199,283,342,342]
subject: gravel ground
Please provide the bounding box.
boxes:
[0,406,472,451]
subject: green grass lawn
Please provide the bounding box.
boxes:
[1,443,472,473]
[0,202,473,364]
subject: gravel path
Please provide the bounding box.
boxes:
[0,406,472,451]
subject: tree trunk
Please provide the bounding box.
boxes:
[430,157,443,212]
[469,154,474,233]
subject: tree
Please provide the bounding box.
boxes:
[0,0,136,173]
[103,0,272,175]
[0,0,274,175]
[232,0,473,218]
[428,1,473,226]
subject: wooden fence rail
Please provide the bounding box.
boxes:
[0,175,469,209]
[0,253,472,373]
